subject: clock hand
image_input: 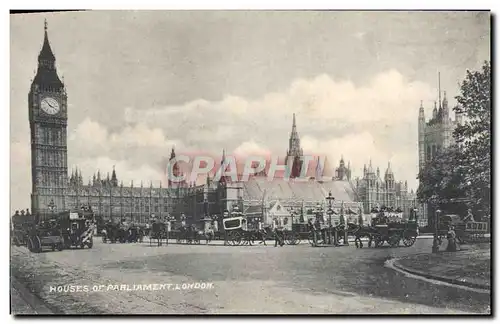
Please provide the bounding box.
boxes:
[47,102,54,108]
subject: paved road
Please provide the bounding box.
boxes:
[10,238,490,314]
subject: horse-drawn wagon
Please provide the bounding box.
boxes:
[11,214,33,247]
[59,210,95,249]
[353,207,418,248]
[26,219,65,253]
[438,213,489,244]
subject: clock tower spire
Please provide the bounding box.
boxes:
[29,20,68,216]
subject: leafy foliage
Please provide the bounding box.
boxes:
[453,61,491,216]
[417,145,467,205]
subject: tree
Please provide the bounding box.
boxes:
[417,145,468,214]
[453,61,491,217]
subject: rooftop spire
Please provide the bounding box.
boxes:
[39,19,55,62]
[438,72,442,109]
[170,146,176,160]
[288,113,302,158]
[33,19,63,90]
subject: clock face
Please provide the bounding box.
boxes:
[40,97,60,115]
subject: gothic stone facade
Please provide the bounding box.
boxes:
[418,89,462,225]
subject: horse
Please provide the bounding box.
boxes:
[150,222,165,247]
[349,224,375,248]
[199,226,215,245]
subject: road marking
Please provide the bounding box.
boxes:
[385,259,490,295]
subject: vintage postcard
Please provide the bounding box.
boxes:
[10,10,491,315]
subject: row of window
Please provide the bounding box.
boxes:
[37,150,66,168]
[38,126,65,146]
[426,144,441,161]
[68,204,169,213]
[37,171,66,187]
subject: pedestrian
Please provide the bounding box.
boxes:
[274,219,284,247]
[258,219,266,245]
[446,225,457,252]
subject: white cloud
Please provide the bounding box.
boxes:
[112,70,432,190]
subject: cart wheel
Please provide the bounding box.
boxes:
[27,238,33,252]
[291,232,301,245]
[374,236,383,248]
[232,232,242,246]
[30,236,41,253]
[308,232,316,246]
[402,233,416,247]
[388,234,400,247]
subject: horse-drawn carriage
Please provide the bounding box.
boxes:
[149,218,168,246]
[102,221,145,244]
[11,214,34,247]
[59,210,95,249]
[26,219,65,253]
[437,213,489,244]
[350,207,418,248]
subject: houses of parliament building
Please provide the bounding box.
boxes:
[28,22,416,224]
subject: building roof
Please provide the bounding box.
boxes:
[241,177,357,203]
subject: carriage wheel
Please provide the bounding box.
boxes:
[388,234,400,248]
[374,235,383,248]
[232,231,243,246]
[402,232,416,247]
[87,238,93,249]
[29,236,41,253]
[286,232,300,245]
[27,238,33,252]
[308,232,317,247]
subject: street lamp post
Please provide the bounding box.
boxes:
[326,191,335,246]
[432,209,441,253]
[314,202,323,245]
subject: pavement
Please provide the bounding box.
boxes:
[392,243,491,291]
[10,276,53,315]
[10,238,491,314]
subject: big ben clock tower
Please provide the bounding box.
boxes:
[29,20,68,215]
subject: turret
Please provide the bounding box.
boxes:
[111,165,118,187]
[432,101,438,119]
[418,100,426,171]
[384,162,395,190]
[442,91,449,121]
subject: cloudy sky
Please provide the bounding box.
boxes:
[10,11,490,210]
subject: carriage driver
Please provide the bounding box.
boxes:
[181,213,187,228]
[273,218,284,247]
[257,219,267,245]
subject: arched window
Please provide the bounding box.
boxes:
[283,217,289,226]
